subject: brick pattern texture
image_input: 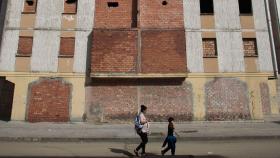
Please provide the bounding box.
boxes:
[27,78,71,123]
[0,79,14,121]
[91,30,138,73]
[64,0,77,14]
[140,0,184,28]
[23,0,37,13]
[141,30,186,73]
[86,79,192,123]
[243,39,257,56]
[60,37,75,56]
[87,79,138,123]
[205,78,251,121]
[203,38,217,57]
[94,0,133,28]
[260,82,271,115]
[140,80,193,121]
[17,36,33,56]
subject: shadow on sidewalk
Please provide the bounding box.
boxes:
[109,148,227,158]
[0,156,227,158]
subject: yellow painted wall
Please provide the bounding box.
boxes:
[1,72,85,121]
[0,72,276,121]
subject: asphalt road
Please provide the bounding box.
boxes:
[0,139,279,158]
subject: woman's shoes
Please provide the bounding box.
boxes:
[134,149,139,157]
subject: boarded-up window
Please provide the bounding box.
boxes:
[64,0,77,14]
[59,37,75,57]
[243,38,258,57]
[23,0,37,13]
[17,36,33,56]
[203,38,217,57]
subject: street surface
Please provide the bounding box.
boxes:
[0,139,279,158]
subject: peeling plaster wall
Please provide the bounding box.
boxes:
[0,0,23,71]
[35,0,63,29]
[252,0,268,31]
[183,0,203,72]
[186,32,204,72]
[31,31,60,72]
[216,32,245,72]
[31,0,63,72]
[214,0,244,72]
[183,0,200,29]
[256,32,273,72]
[252,0,273,72]
[214,0,241,29]
[73,0,95,73]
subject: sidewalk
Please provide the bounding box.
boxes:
[0,117,280,142]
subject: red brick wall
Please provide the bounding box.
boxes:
[86,79,138,123]
[139,0,184,28]
[205,78,251,121]
[59,37,75,56]
[140,80,193,121]
[260,83,271,115]
[94,0,133,28]
[243,38,257,57]
[27,78,71,123]
[23,0,37,13]
[0,79,14,121]
[203,38,217,57]
[91,30,138,73]
[64,0,77,14]
[86,79,192,123]
[141,30,186,73]
[17,36,33,56]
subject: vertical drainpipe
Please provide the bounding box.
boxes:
[264,0,278,79]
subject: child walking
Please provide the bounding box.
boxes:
[161,117,177,156]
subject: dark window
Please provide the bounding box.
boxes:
[238,0,252,14]
[107,2,119,8]
[200,0,214,14]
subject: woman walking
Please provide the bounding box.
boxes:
[134,105,149,157]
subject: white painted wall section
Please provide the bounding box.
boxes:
[0,0,23,71]
[73,0,95,73]
[35,0,63,29]
[256,32,273,72]
[217,32,245,72]
[252,0,268,30]
[183,0,201,29]
[31,31,60,72]
[31,0,63,72]
[186,32,204,72]
[214,0,241,29]
[183,0,203,72]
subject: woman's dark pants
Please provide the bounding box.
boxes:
[136,132,148,154]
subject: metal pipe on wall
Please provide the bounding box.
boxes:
[264,0,279,79]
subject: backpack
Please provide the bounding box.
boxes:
[134,114,143,133]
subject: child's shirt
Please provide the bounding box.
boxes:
[168,122,174,136]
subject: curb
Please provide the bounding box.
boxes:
[1,135,280,143]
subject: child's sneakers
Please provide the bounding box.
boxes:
[161,150,164,156]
